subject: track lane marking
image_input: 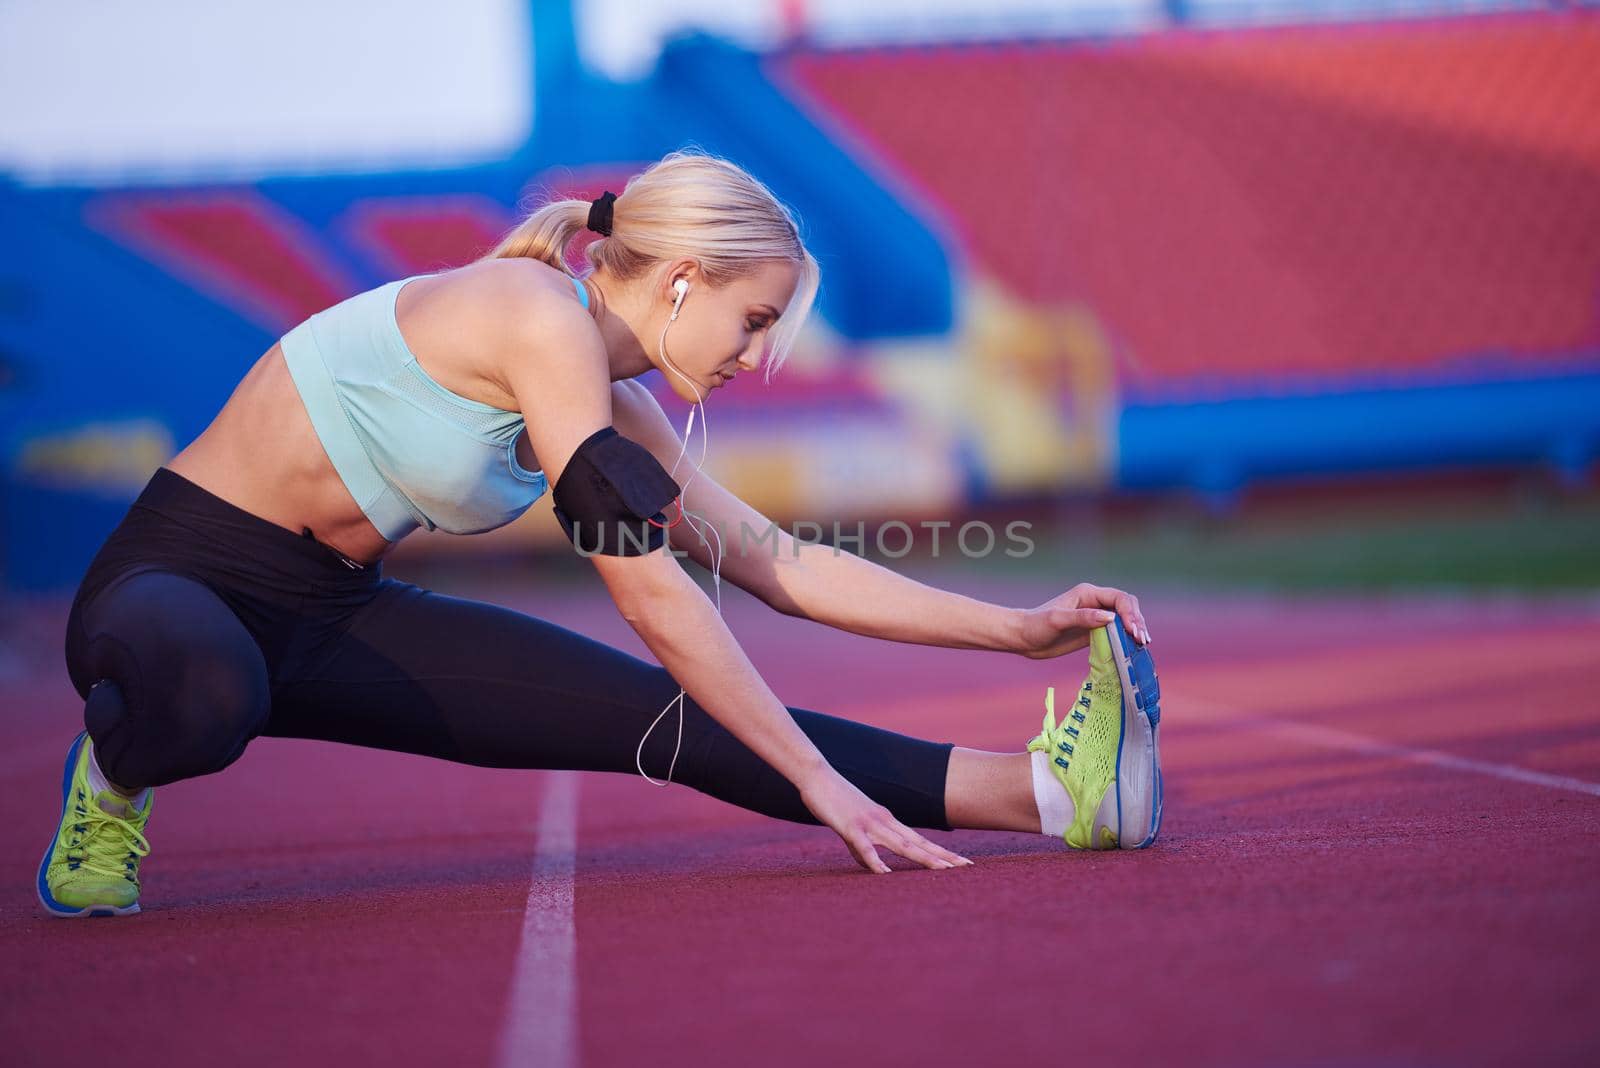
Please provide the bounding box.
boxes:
[1186,697,1600,798]
[833,675,1600,799]
[496,770,579,1068]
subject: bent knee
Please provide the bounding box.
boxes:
[73,571,270,781]
[173,661,272,748]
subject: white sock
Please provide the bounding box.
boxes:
[87,744,150,811]
[1031,750,1074,838]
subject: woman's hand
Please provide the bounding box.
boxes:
[798,767,973,874]
[1014,582,1150,661]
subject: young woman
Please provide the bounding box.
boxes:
[38,150,1163,917]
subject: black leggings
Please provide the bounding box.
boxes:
[64,468,954,828]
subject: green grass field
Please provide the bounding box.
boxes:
[403,470,1600,599]
[910,472,1600,594]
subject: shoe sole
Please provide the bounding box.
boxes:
[36,732,141,918]
[1108,619,1163,849]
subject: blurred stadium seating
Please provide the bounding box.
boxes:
[2,0,1596,588]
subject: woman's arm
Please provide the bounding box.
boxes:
[497,282,824,787]
[595,550,969,873]
[610,379,1150,658]
[484,265,967,872]
[592,550,826,787]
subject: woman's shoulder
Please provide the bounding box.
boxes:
[427,257,584,312]
[420,258,595,352]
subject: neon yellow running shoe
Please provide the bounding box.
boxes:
[1026,619,1163,850]
[37,732,153,917]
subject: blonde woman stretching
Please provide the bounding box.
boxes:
[38,150,1163,917]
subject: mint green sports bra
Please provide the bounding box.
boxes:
[279,273,588,540]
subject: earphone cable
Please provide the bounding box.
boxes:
[636,307,725,787]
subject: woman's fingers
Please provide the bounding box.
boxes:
[871,821,974,871]
[909,833,973,868]
[850,835,892,875]
[813,777,974,875]
[1078,583,1150,645]
[1049,606,1114,637]
[1118,592,1149,644]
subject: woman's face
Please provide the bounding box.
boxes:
[654,259,800,403]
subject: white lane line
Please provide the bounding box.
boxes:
[497,770,580,1068]
[1188,699,1600,798]
[1275,720,1600,798]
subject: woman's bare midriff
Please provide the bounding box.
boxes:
[165,342,398,566]
[163,265,564,566]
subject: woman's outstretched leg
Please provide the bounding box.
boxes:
[945,750,1040,833]
[266,578,1039,833]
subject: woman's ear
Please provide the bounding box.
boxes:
[662,258,701,303]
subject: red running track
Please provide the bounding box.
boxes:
[2,579,1597,1067]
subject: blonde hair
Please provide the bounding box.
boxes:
[483,148,820,381]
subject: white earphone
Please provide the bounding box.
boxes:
[636,272,728,788]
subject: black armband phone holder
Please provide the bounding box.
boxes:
[551,427,682,556]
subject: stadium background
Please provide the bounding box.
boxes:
[3,5,1599,1067]
[3,0,1597,591]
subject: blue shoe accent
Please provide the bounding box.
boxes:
[1112,618,1162,727]
[1109,618,1164,849]
[36,732,88,917]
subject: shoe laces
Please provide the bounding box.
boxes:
[58,788,151,882]
[1026,682,1093,766]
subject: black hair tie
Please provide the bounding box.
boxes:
[587,191,617,236]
